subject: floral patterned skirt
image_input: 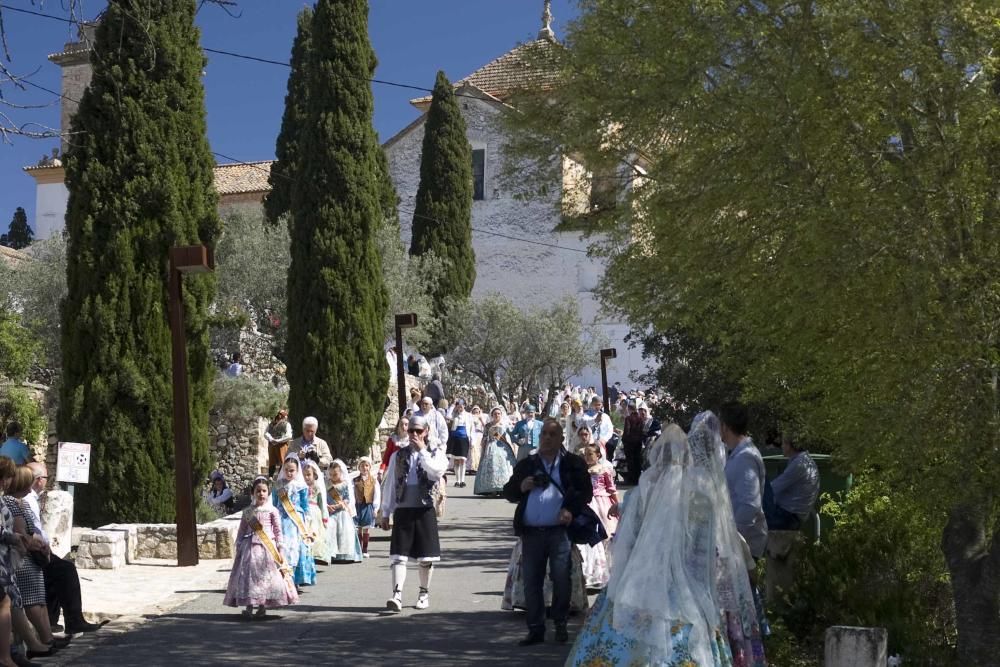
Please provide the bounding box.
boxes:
[223,538,298,608]
[564,591,733,667]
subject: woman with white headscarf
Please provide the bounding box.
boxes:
[565,416,766,667]
[301,459,331,566]
[325,459,362,563]
[272,454,316,588]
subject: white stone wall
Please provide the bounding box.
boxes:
[34,181,70,241]
[385,95,645,388]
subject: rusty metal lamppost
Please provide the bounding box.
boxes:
[168,245,214,567]
[395,313,418,418]
[600,347,617,408]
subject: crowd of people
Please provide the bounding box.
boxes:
[0,423,102,667]
[220,374,821,667]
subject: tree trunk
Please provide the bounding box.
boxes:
[941,504,1000,664]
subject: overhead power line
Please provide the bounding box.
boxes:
[0,3,490,100]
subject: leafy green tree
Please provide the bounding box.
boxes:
[5,235,67,370]
[214,209,290,347]
[409,71,475,333]
[0,207,33,250]
[264,6,312,225]
[284,0,389,458]
[58,0,219,525]
[507,1,1000,660]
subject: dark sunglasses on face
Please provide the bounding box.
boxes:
[408,428,425,434]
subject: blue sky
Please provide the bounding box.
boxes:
[0,0,577,232]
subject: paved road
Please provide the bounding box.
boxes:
[50,482,582,666]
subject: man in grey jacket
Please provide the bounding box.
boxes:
[720,402,767,559]
[286,416,333,470]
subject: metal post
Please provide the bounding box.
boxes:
[168,245,214,567]
[600,348,617,409]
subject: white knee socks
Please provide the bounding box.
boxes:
[418,562,434,591]
[391,561,406,594]
[456,459,466,484]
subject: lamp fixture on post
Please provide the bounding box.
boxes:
[394,313,418,421]
[600,347,617,410]
[168,245,214,567]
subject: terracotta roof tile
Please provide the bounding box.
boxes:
[0,245,30,267]
[212,161,273,195]
[456,39,560,101]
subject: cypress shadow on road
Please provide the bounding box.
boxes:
[49,482,583,666]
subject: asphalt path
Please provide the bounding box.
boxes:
[49,480,582,666]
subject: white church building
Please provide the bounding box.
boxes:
[23,6,647,389]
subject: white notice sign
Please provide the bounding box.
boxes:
[56,442,91,484]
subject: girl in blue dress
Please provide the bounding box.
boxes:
[272,455,316,588]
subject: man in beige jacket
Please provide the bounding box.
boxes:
[286,416,333,471]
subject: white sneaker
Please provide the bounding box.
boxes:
[415,589,429,610]
[386,592,402,612]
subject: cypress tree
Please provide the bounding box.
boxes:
[1,207,33,249]
[59,0,218,525]
[285,0,389,458]
[375,145,399,233]
[409,71,476,311]
[264,6,312,225]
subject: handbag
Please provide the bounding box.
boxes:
[548,472,608,547]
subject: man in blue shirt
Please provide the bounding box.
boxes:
[512,405,542,461]
[0,422,33,464]
[504,418,592,646]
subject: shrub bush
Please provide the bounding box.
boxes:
[212,375,287,424]
[0,388,46,447]
[786,475,956,663]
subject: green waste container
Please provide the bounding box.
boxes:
[762,453,852,538]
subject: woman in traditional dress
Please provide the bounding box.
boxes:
[224,476,298,617]
[272,455,316,588]
[575,444,620,591]
[379,418,408,482]
[565,399,587,453]
[265,409,293,478]
[0,458,23,666]
[447,399,476,487]
[474,424,518,496]
[467,405,486,474]
[352,457,380,558]
[301,460,330,566]
[325,460,362,563]
[557,402,572,448]
[203,470,234,517]
[501,539,589,615]
[565,417,767,667]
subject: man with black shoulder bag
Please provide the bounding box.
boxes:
[503,417,593,647]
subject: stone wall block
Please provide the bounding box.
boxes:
[824,626,888,667]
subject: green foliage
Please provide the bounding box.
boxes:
[790,477,956,661]
[409,70,475,341]
[58,0,219,525]
[5,235,67,369]
[284,0,389,459]
[212,375,286,424]
[377,221,442,352]
[506,1,1000,658]
[214,209,290,347]
[1,207,33,250]
[264,6,312,225]
[0,310,35,383]
[447,294,604,402]
[0,388,45,447]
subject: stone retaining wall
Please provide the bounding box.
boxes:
[209,415,268,495]
[76,516,240,569]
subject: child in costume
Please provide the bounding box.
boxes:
[302,459,331,565]
[224,476,298,617]
[272,455,316,587]
[326,459,363,563]
[352,456,380,558]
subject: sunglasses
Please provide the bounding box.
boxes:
[408,428,425,434]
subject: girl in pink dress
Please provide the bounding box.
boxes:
[583,445,620,537]
[224,476,298,618]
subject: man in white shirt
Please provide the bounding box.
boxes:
[379,415,448,612]
[25,463,102,634]
[415,397,449,450]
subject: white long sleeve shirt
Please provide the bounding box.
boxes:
[380,445,448,515]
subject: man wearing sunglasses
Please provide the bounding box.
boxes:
[379,415,448,613]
